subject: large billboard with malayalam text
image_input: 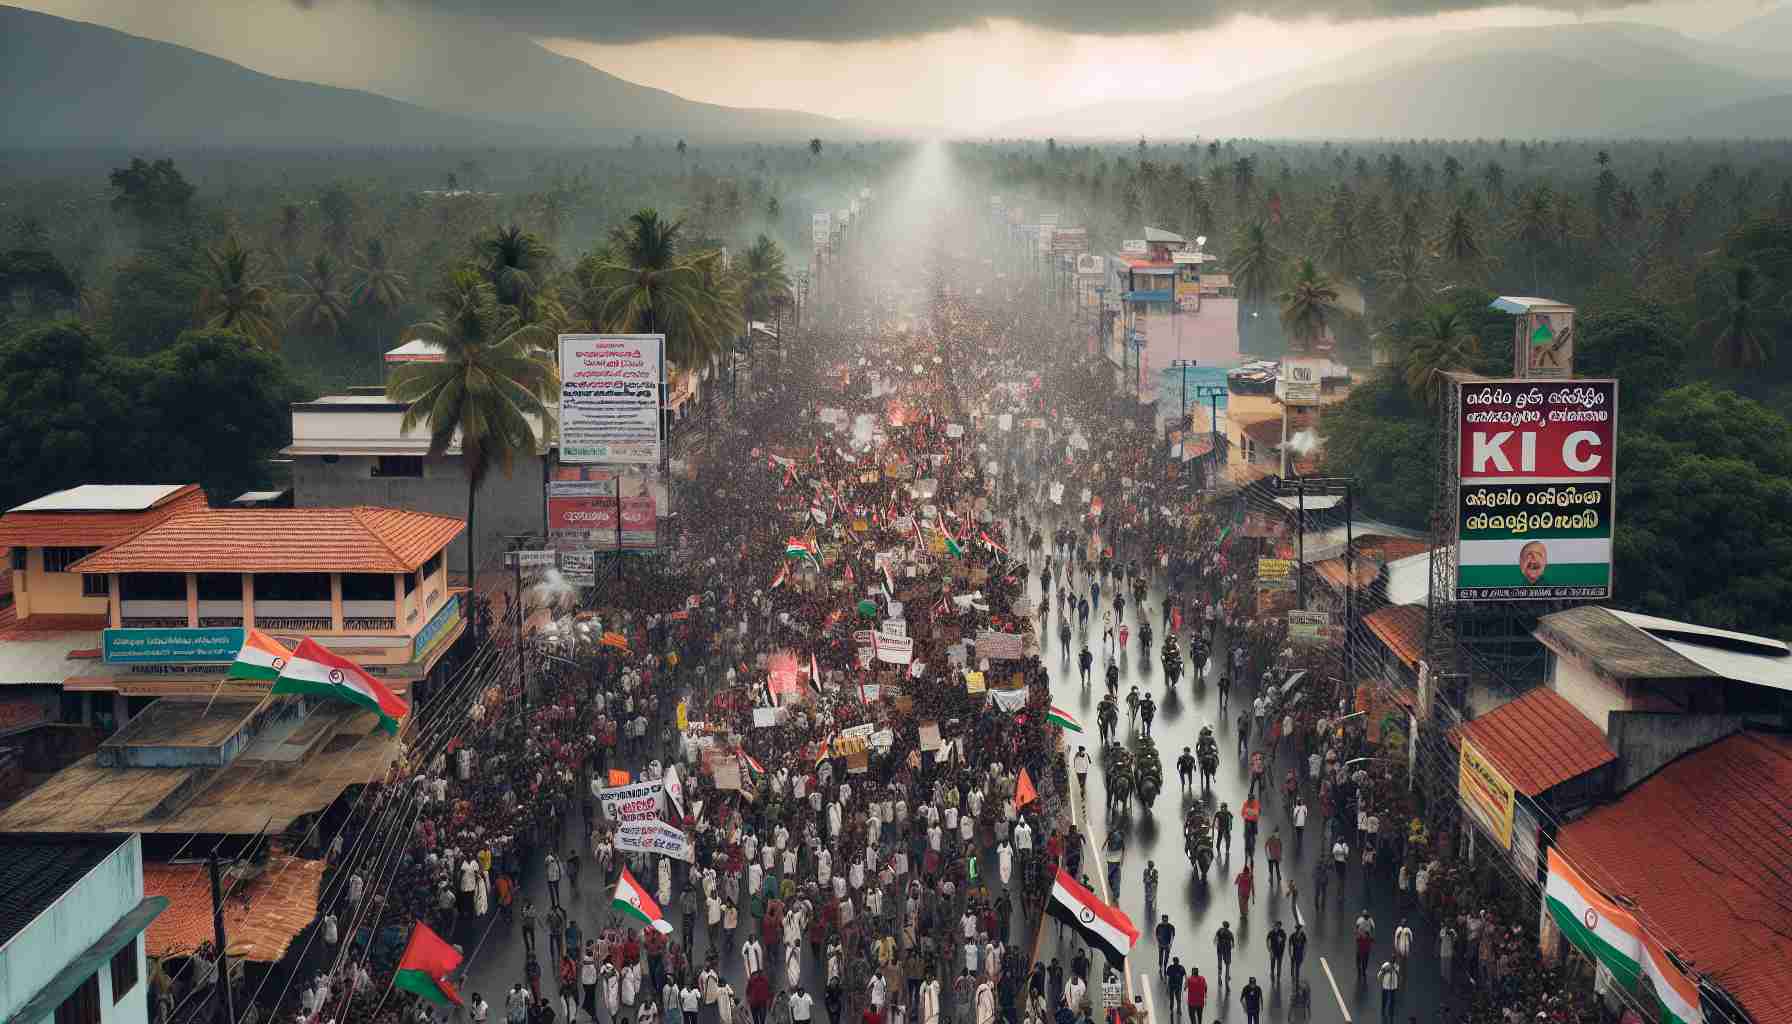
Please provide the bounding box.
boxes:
[1456,379,1616,600]
[559,334,664,465]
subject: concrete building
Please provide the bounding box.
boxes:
[0,832,166,1024]
[285,387,547,579]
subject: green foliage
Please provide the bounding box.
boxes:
[0,321,294,511]
[109,157,195,232]
[0,249,79,310]
[1318,372,1438,529]
[1574,303,1686,406]
[109,245,200,354]
[1615,386,1792,635]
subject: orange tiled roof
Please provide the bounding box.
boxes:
[0,486,206,550]
[1453,687,1614,796]
[1364,603,1426,667]
[143,855,324,962]
[70,507,464,575]
[0,607,109,640]
[1556,732,1792,1024]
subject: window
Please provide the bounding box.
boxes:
[253,573,331,601]
[120,573,186,601]
[43,547,100,573]
[403,569,419,596]
[341,573,396,602]
[422,552,443,580]
[53,971,99,1024]
[373,455,424,478]
[110,937,139,1002]
[8,547,24,571]
[82,574,109,597]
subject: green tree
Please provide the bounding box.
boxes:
[195,235,282,349]
[1377,244,1433,322]
[1394,305,1478,408]
[0,321,143,510]
[585,208,741,370]
[110,246,201,355]
[1277,257,1339,353]
[809,138,823,158]
[1318,372,1436,528]
[740,234,793,322]
[139,329,300,500]
[109,157,195,232]
[1695,263,1770,369]
[1573,304,1686,406]
[477,224,553,323]
[289,252,350,339]
[390,270,557,589]
[1435,207,1484,281]
[351,238,410,319]
[1227,221,1281,354]
[319,184,356,257]
[1509,186,1553,294]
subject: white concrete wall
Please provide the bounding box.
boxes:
[1547,648,1629,735]
[0,835,148,1024]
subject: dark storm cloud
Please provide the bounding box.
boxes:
[301,0,1634,42]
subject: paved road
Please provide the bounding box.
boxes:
[1024,507,1450,1024]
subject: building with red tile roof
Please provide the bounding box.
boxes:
[1450,687,1616,798]
[143,855,324,962]
[1555,731,1792,1024]
[1364,603,1426,669]
[70,506,464,575]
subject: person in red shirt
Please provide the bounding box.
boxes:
[1185,967,1208,1024]
[746,969,773,1024]
[1235,864,1254,918]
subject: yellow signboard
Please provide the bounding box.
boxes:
[1458,737,1516,849]
[676,700,688,732]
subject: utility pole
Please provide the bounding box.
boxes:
[208,853,235,1024]
[1170,359,1198,430]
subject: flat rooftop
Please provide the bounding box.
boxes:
[101,698,263,749]
[10,484,192,513]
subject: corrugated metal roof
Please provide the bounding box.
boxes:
[9,484,194,513]
[1557,732,1792,1024]
[0,833,132,948]
[1454,687,1614,796]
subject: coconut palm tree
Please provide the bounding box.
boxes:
[1378,244,1433,322]
[1228,221,1281,353]
[1435,207,1484,282]
[808,138,823,158]
[289,252,350,338]
[1277,257,1340,354]
[584,208,741,371]
[478,224,554,322]
[351,238,410,318]
[1397,305,1479,408]
[194,235,281,348]
[740,234,793,323]
[1696,264,1769,370]
[390,269,557,590]
[1509,187,1554,294]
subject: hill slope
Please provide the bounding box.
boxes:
[0,6,541,147]
[1644,94,1792,138]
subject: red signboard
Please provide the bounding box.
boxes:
[1458,380,1617,481]
[548,494,658,551]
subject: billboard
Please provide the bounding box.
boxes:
[812,211,831,246]
[548,487,657,551]
[103,627,244,664]
[1459,737,1517,849]
[559,334,664,465]
[1513,304,1576,378]
[1456,379,1617,600]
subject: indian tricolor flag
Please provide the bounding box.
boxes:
[613,867,674,933]
[1642,932,1703,1024]
[272,637,411,736]
[1047,867,1138,965]
[1545,848,1642,987]
[393,922,462,1006]
[226,628,294,682]
[1046,704,1084,733]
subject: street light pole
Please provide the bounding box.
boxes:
[1169,359,1198,430]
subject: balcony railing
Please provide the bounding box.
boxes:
[343,617,397,631]
[121,617,189,629]
[256,616,332,632]
[198,617,245,628]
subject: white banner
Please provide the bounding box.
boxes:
[559,334,664,465]
[615,819,694,862]
[663,764,687,819]
[976,629,1026,660]
[875,631,914,665]
[1050,482,1064,505]
[598,780,665,823]
[990,687,1030,713]
[881,618,908,638]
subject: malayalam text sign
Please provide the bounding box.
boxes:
[1458,737,1516,850]
[103,627,244,664]
[1458,380,1615,481]
[597,779,665,823]
[559,334,664,465]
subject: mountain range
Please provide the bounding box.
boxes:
[0,4,855,147]
[5,3,1792,147]
[992,17,1792,140]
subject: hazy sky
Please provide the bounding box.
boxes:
[17,0,1781,131]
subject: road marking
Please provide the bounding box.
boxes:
[1319,956,1351,1023]
[1137,971,1158,1024]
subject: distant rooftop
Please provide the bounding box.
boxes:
[9,484,192,514]
[1489,296,1572,314]
[1143,226,1186,244]
[384,338,446,363]
[1536,606,1792,692]
[0,832,131,949]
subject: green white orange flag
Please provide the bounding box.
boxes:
[1046,704,1083,733]
[271,637,410,736]
[227,628,294,682]
[1642,932,1702,1024]
[1545,848,1642,987]
[394,922,462,1006]
[613,867,674,933]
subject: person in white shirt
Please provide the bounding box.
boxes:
[681,984,702,1024]
[789,988,814,1024]
[1393,920,1413,965]
[743,937,765,974]
[1291,798,1308,851]
[469,993,489,1023]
